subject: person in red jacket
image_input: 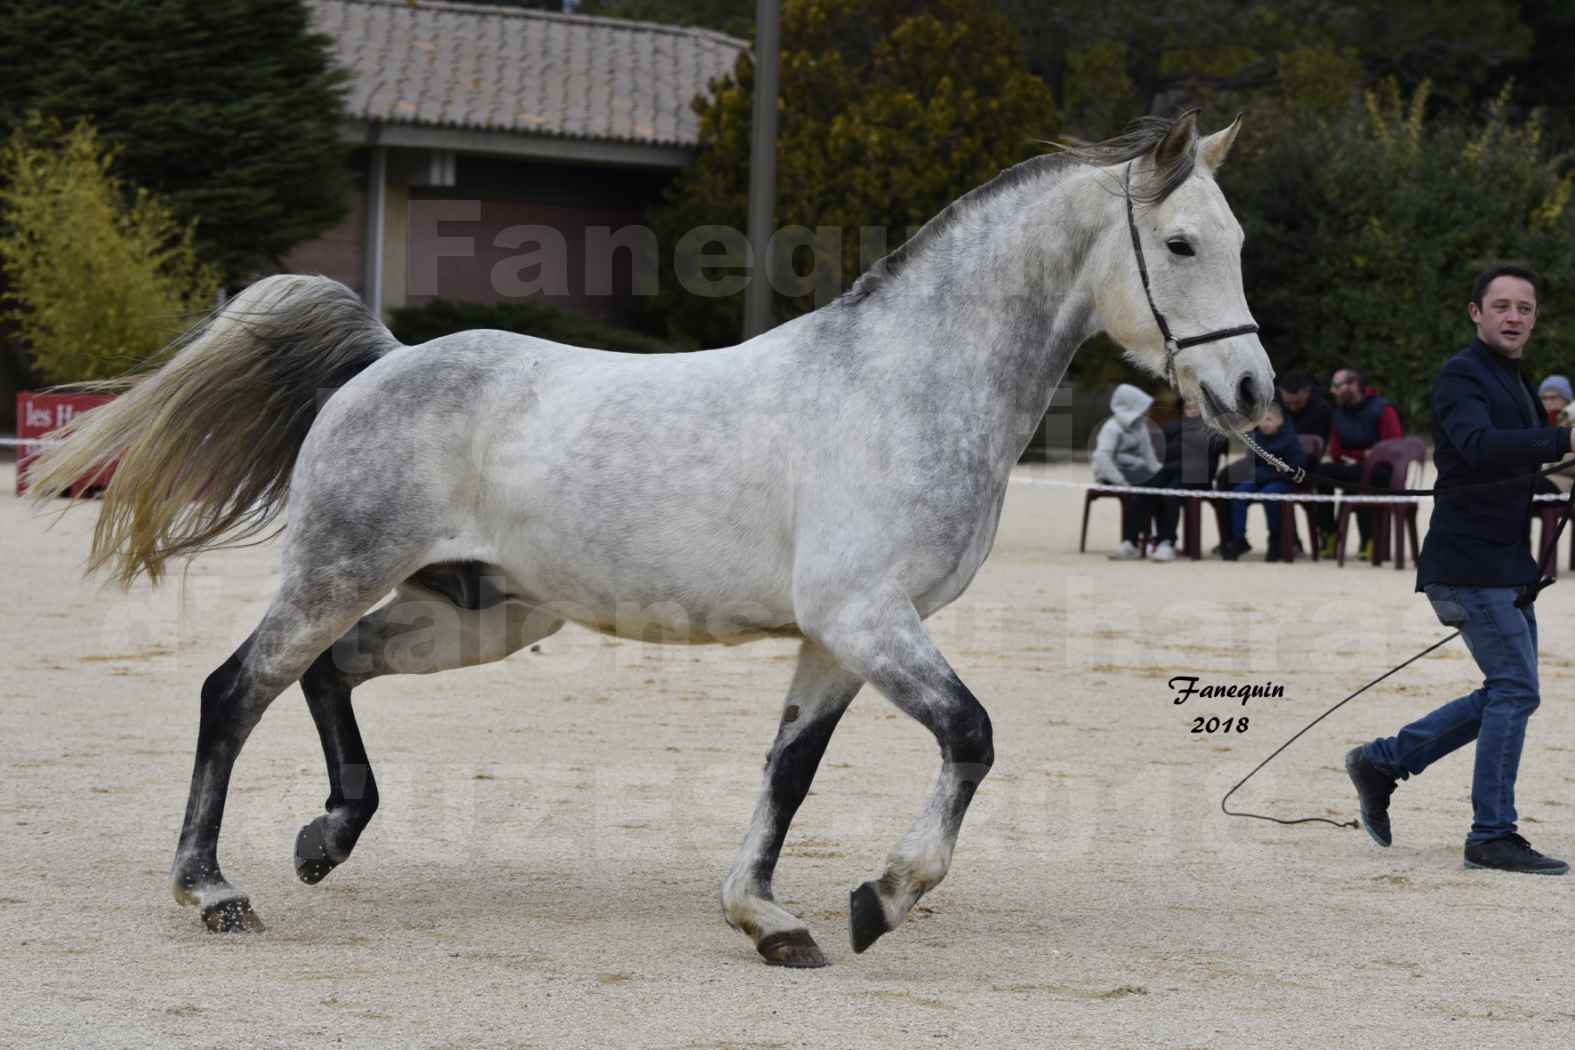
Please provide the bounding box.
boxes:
[1317,367,1404,557]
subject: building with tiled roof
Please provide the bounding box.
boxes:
[286,0,748,320]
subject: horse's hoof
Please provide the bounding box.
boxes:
[757,929,829,969]
[849,882,888,954]
[294,821,338,885]
[202,897,264,933]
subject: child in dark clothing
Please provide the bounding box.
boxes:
[1221,403,1306,561]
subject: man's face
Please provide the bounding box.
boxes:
[1542,391,1568,419]
[1469,276,1537,359]
[1260,409,1284,436]
[1279,386,1310,412]
[1330,371,1362,406]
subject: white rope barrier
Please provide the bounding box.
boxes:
[1008,475,1569,504]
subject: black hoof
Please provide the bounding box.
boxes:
[849,881,889,954]
[757,928,830,969]
[294,821,339,885]
[202,896,264,933]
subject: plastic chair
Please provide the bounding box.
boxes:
[1530,496,1575,579]
[1271,434,1326,562]
[1335,437,1425,569]
[1080,489,1146,555]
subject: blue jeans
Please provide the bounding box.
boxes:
[1363,585,1541,843]
[1230,479,1293,542]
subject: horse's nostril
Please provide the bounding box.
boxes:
[1237,374,1259,414]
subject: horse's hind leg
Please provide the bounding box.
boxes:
[293,584,564,884]
[292,652,378,885]
[802,590,994,954]
[172,584,384,932]
[722,640,862,968]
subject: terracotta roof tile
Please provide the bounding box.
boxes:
[310,0,747,147]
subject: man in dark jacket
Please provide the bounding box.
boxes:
[1345,265,1572,874]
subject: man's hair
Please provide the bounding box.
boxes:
[1277,373,1314,393]
[1472,264,1540,307]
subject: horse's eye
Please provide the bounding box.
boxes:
[1166,238,1195,257]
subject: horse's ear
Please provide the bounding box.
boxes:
[1153,108,1200,170]
[1198,114,1244,173]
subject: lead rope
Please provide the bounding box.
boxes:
[1219,466,1575,828]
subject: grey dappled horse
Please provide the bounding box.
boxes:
[32,111,1271,967]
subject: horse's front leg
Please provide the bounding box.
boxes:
[722,640,862,967]
[804,590,994,954]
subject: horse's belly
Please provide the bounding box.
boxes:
[462,349,804,642]
[490,516,799,645]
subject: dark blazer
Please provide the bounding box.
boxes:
[1417,338,1573,590]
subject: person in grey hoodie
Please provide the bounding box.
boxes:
[1092,383,1164,560]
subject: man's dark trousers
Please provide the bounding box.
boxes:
[1361,584,1538,843]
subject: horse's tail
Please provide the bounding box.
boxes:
[27,274,401,587]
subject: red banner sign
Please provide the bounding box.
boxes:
[15,391,116,497]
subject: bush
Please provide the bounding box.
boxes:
[1228,82,1575,427]
[0,118,219,385]
[389,299,683,355]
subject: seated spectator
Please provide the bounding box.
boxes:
[1092,384,1162,561]
[1220,403,1306,561]
[1276,373,1331,456]
[1130,398,1229,560]
[1160,398,1229,488]
[1317,367,1402,558]
[1538,375,1575,493]
[1539,374,1571,425]
[1214,372,1332,545]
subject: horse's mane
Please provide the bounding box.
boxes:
[840,110,1199,308]
[1056,111,1201,206]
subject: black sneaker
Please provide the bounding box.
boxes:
[1345,747,1396,847]
[1464,833,1569,875]
[1219,538,1249,562]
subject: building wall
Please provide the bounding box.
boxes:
[283,149,676,327]
[406,155,673,326]
[282,152,367,295]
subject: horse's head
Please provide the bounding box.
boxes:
[1092,111,1273,433]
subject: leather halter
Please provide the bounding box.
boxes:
[1123,162,1259,392]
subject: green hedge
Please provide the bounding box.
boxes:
[388,299,685,355]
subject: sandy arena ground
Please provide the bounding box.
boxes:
[7,458,1575,1049]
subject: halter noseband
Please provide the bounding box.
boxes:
[1123,162,1259,392]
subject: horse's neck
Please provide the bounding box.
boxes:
[870,170,1113,472]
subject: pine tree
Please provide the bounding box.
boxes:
[0,0,351,285]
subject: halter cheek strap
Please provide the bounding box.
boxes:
[1124,162,1259,391]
